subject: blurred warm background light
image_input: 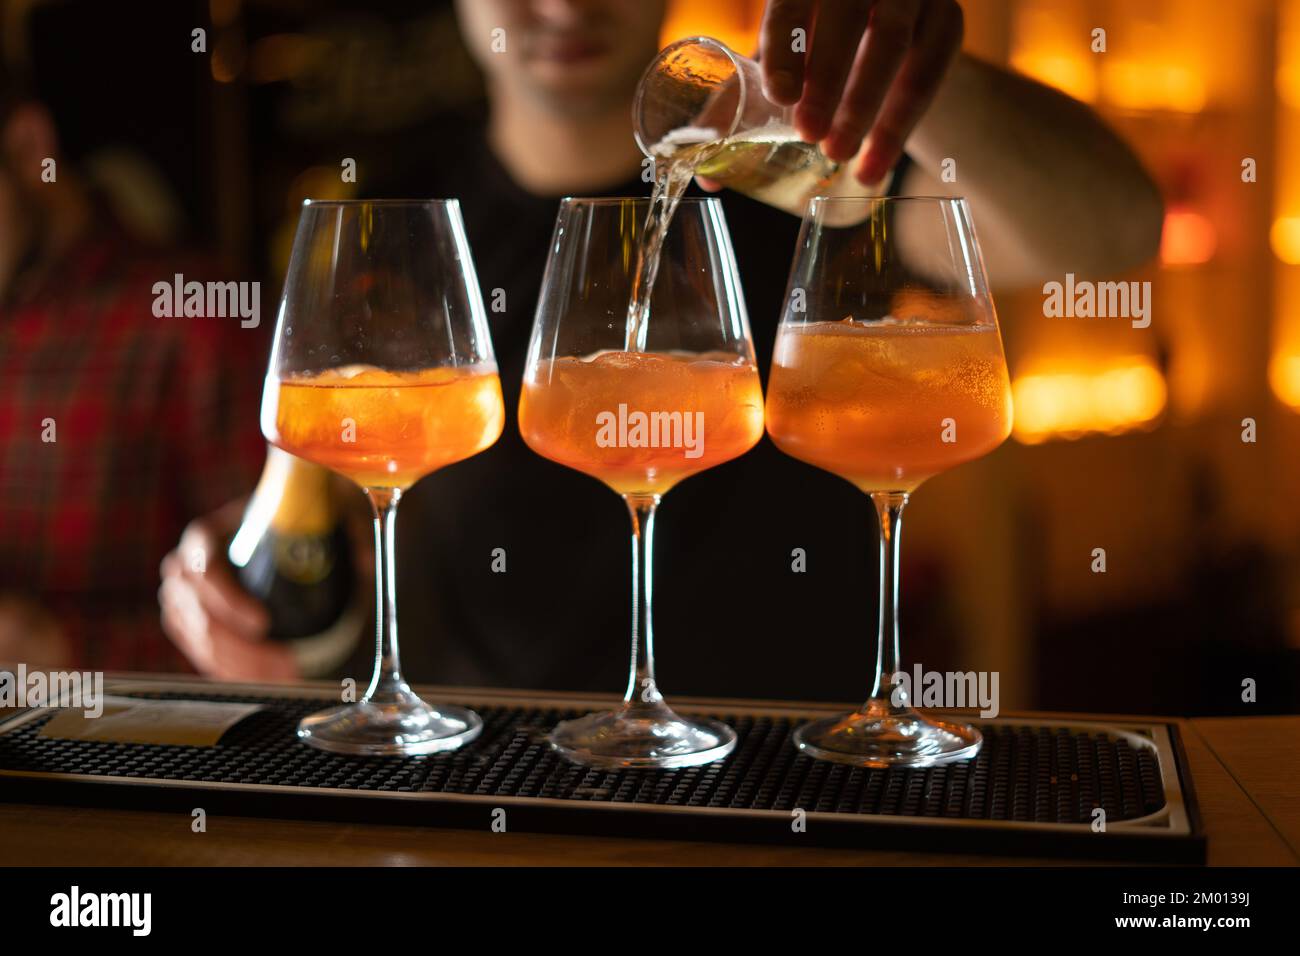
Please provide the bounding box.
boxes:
[1160,206,1216,266]
[996,0,1237,445]
[660,0,762,53]
[1102,59,1206,114]
[1010,49,1098,103]
[1009,3,1098,103]
[1271,217,1300,265]
[1269,351,1300,409]
[1012,361,1167,443]
[1274,0,1300,411]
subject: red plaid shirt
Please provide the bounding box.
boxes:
[0,217,267,670]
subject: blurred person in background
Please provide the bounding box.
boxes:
[160,0,1162,696]
[0,49,267,670]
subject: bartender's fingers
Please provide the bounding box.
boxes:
[158,578,217,673]
[760,0,813,104]
[820,0,918,163]
[159,579,296,681]
[167,517,270,639]
[794,0,875,144]
[175,555,270,641]
[855,0,963,184]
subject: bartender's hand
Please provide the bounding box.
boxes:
[158,499,298,681]
[759,0,963,183]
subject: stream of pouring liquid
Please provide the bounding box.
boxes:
[624,125,847,352]
[623,136,721,352]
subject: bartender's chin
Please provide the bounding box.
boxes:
[528,83,632,121]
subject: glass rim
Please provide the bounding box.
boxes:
[300,198,463,207]
[657,33,735,57]
[558,195,723,206]
[556,193,728,202]
[808,195,969,204]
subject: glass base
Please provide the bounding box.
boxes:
[548,703,736,769]
[794,704,982,768]
[297,690,482,757]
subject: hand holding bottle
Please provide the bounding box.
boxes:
[158,499,295,681]
[159,473,371,681]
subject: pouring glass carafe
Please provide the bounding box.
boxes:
[633,35,883,218]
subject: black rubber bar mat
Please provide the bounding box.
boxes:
[0,682,1205,862]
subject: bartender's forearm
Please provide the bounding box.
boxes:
[904,54,1164,286]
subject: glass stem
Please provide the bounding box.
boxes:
[622,494,666,714]
[364,487,409,704]
[868,492,909,712]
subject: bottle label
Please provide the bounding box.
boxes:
[272,534,335,586]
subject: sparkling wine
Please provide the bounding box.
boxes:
[519,349,764,497]
[264,364,505,490]
[766,320,1014,493]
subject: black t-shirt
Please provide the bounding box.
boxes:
[364,121,944,702]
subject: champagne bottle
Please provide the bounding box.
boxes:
[227,446,354,641]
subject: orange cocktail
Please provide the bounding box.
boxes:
[766,320,1013,493]
[265,364,505,490]
[519,349,764,497]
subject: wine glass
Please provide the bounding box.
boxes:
[261,199,505,756]
[519,197,764,768]
[765,196,1014,767]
